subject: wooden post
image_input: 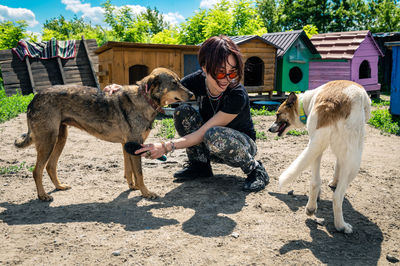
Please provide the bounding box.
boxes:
[25,57,36,93]
[81,35,100,89]
[57,57,66,84]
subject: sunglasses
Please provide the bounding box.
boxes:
[216,70,238,80]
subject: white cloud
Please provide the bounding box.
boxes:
[0,5,39,27]
[61,0,150,25]
[62,0,104,24]
[163,12,185,25]
[125,5,147,16]
[199,0,221,9]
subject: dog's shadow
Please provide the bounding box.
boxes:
[0,174,246,237]
[270,192,383,265]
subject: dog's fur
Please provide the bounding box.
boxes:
[269,80,371,233]
[15,67,193,201]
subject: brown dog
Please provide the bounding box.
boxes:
[15,68,193,201]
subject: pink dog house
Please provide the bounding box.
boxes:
[309,30,383,95]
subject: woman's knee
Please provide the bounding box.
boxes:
[174,104,202,136]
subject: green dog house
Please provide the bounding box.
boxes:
[262,30,320,93]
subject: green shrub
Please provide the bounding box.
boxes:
[256,130,268,140]
[369,109,400,135]
[250,106,276,116]
[0,85,34,123]
[156,118,176,139]
[371,98,390,108]
[287,129,308,136]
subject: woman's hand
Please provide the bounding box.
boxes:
[136,142,167,159]
[103,84,122,95]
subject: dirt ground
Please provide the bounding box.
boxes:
[0,109,399,265]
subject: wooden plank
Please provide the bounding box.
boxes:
[57,57,66,84]
[25,58,35,93]
[81,36,100,88]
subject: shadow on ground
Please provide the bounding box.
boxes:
[270,192,383,265]
[0,174,245,238]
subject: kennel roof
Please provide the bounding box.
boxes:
[229,35,281,50]
[262,30,319,58]
[310,30,383,60]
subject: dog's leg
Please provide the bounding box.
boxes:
[130,155,157,199]
[279,129,329,188]
[305,153,323,216]
[33,133,58,201]
[328,161,340,190]
[46,124,71,191]
[123,147,138,190]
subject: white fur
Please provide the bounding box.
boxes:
[279,82,371,234]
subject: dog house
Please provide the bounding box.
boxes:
[95,42,200,89]
[309,30,384,95]
[230,35,279,98]
[262,30,320,93]
[373,32,400,93]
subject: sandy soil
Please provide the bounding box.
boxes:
[0,110,399,265]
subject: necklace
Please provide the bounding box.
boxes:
[205,79,222,115]
[205,79,223,101]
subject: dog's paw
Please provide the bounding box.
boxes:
[38,193,53,202]
[306,207,316,216]
[128,184,139,191]
[336,222,353,234]
[142,191,158,199]
[328,180,337,190]
[56,184,71,190]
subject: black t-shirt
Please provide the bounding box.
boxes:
[181,70,256,141]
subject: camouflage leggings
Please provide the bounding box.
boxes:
[174,104,258,174]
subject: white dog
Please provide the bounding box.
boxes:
[269,80,371,233]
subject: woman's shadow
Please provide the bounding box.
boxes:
[0,174,246,237]
[270,192,383,265]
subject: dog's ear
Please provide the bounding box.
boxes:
[146,75,160,90]
[286,92,298,107]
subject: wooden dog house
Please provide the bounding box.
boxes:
[309,30,384,94]
[96,37,279,98]
[230,35,279,97]
[95,42,200,89]
[262,30,320,93]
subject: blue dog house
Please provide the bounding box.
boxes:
[385,42,400,115]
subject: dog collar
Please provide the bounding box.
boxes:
[140,84,165,115]
[299,99,307,124]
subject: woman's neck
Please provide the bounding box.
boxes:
[205,79,222,97]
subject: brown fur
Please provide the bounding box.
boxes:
[15,68,193,201]
[314,80,356,129]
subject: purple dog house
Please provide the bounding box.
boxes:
[309,30,383,95]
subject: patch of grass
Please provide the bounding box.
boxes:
[371,98,390,108]
[287,129,308,136]
[0,85,34,123]
[369,109,400,135]
[250,106,276,116]
[0,162,26,174]
[156,118,176,139]
[256,131,268,140]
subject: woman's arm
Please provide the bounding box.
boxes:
[136,111,238,159]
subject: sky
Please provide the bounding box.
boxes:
[0,0,222,35]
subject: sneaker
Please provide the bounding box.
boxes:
[173,161,213,179]
[243,161,269,192]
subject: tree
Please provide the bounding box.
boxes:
[42,15,111,46]
[367,0,400,32]
[151,28,180,44]
[256,0,280,33]
[0,21,28,50]
[179,0,267,44]
[102,0,169,43]
[141,7,169,35]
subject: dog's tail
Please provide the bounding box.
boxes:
[363,92,372,123]
[15,131,33,148]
